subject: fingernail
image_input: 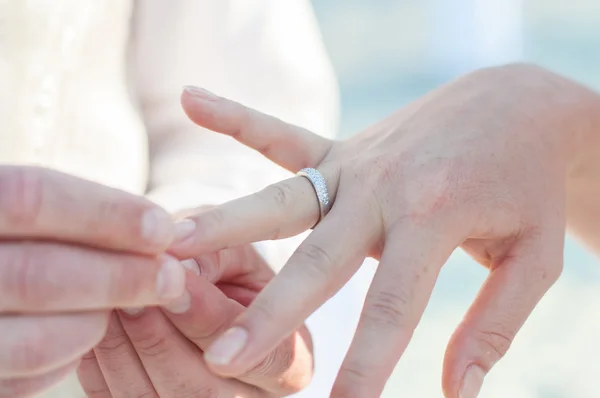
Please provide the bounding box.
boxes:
[163,291,191,314]
[460,365,485,398]
[181,259,200,276]
[183,85,216,100]
[122,307,144,317]
[173,219,196,244]
[156,255,187,300]
[205,327,248,366]
[141,208,173,246]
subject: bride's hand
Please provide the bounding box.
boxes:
[172,64,597,397]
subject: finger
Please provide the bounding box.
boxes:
[0,359,80,398]
[442,229,563,398]
[161,271,314,395]
[77,351,111,398]
[118,308,265,398]
[181,86,333,172]
[180,242,272,285]
[0,166,174,253]
[92,312,157,397]
[170,173,332,258]
[331,222,458,397]
[0,312,109,378]
[0,243,186,312]
[202,198,373,378]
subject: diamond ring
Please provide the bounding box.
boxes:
[296,168,331,227]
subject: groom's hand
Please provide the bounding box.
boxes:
[78,208,313,398]
[0,166,186,398]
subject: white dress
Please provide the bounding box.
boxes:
[1,0,370,396]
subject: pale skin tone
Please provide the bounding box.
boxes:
[162,63,600,397]
[0,167,188,397]
[10,63,600,398]
[77,208,315,398]
[0,173,314,398]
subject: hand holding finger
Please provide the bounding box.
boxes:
[0,166,175,253]
[169,176,324,258]
[0,243,186,312]
[178,67,575,397]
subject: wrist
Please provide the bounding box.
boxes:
[476,64,600,171]
[469,64,600,251]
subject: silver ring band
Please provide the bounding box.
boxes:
[296,168,331,226]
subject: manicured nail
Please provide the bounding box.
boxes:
[205,327,248,366]
[460,365,485,398]
[141,208,173,246]
[173,219,196,244]
[156,255,186,300]
[163,291,191,314]
[122,307,144,317]
[183,85,216,100]
[181,259,200,276]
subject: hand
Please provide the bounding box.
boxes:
[169,65,596,397]
[0,166,186,398]
[78,207,313,398]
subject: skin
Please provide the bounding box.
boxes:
[167,64,600,397]
[0,166,188,398]
[78,207,314,398]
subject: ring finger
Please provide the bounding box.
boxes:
[170,169,338,259]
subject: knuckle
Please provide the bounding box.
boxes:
[249,299,279,325]
[194,208,226,244]
[92,200,147,245]
[363,289,411,329]
[9,331,48,373]
[184,315,227,345]
[363,154,404,187]
[259,182,295,211]
[294,243,335,280]
[251,353,311,394]
[0,167,45,228]
[95,331,131,354]
[131,332,171,359]
[131,392,159,398]
[227,102,249,141]
[246,339,295,380]
[359,153,464,222]
[407,162,460,219]
[331,364,370,398]
[178,387,219,398]
[83,389,113,398]
[4,244,46,309]
[472,328,514,367]
[106,255,155,305]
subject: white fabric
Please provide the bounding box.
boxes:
[1,1,370,396]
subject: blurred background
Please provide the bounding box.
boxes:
[311,0,600,397]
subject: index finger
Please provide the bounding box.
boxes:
[181,86,333,172]
[0,166,174,254]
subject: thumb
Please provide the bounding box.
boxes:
[180,86,332,172]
